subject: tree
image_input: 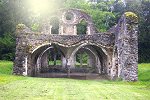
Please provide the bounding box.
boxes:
[138,0,150,63]
[0,32,15,60]
[0,0,149,62]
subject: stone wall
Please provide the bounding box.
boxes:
[13,9,138,81]
[115,12,138,81]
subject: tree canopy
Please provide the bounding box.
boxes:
[0,0,149,62]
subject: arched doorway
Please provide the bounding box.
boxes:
[29,43,110,79]
[68,44,110,79]
[30,44,65,77]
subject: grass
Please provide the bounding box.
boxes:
[138,63,150,81]
[0,61,150,100]
[0,61,13,74]
[49,60,62,65]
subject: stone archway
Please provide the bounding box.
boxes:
[13,9,138,81]
[68,44,110,76]
[29,44,66,77]
[73,47,101,73]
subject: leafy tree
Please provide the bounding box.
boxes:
[0,32,15,60]
[0,0,149,63]
[64,0,116,31]
[138,0,150,63]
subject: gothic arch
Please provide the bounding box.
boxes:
[70,44,110,74]
[74,47,102,73]
[30,44,65,76]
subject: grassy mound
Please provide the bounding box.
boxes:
[0,61,150,100]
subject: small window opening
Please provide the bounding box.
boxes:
[75,51,89,68]
[65,12,74,20]
[77,19,87,35]
[50,17,59,34]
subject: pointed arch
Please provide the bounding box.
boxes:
[77,19,88,35]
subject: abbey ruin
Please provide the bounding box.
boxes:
[13,9,138,81]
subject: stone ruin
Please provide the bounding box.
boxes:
[13,9,138,81]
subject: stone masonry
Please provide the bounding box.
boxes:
[13,9,138,81]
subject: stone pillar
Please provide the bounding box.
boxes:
[87,25,91,35]
[13,25,29,75]
[26,54,33,76]
[60,25,63,35]
[53,53,57,66]
[66,58,70,78]
[74,25,77,35]
[61,56,66,68]
[68,55,75,68]
[36,56,41,74]
[116,12,138,81]
[13,48,27,75]
[49,25,52,34]
[88,54,95,67]
[96,57,101,74]
[41,52,49,68]
[79,53,83,67]
[22,56,28,76]
[111,48,118,79]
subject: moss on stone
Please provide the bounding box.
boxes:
[26,44,33,52]
[16,24,26,30]
[124,12,138,23]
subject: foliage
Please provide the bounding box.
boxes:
[76,52,89,64]
[77,19,87,34]
[138,0,150,63]
[0,0,149,62]
[87,9,116,31]
[64,0,116,32]
[0,33,15,61]
[31,23,40,32]
[124,12,138,23]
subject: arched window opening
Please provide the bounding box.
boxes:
[50,17,59,34]
[37,46,63,74]
[77,19,87,35]
[48,48,62,66]
[65,12,74,20]
[75,51,89,68]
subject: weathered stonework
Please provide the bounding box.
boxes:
[13,9,138,81]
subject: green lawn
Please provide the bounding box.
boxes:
[0,61,150,100]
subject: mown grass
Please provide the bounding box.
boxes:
[0,61,26,85]
[0,61,150,100]
[0,61,13,74]
[138,63,150,81]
